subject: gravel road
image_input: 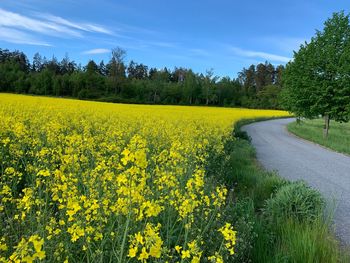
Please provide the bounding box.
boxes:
[242,118,350,246]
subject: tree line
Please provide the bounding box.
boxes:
[0,47,284,109]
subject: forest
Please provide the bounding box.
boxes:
[0,47,284,109]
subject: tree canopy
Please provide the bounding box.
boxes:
[282,11,350,136]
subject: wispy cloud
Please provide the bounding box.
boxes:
[83,48,110,55]
[0,7,113,46]
[0,26,51,46]
[229,46,291,63]
[146,41,178,48]
[114,22,158,36]
[98,37,179,52]
[0,8,83,37]
[37,13,114,35]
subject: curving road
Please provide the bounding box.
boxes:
[242,118,350,246]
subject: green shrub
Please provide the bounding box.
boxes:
[252,173,287,209]
[234,130,251,141]
[264,181,324,224]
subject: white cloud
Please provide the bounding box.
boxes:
[83,48,110,55]
[38,14,114,35]
[83,24,113,35]
[0,8,83,37]
[0,8,114,43]
[229,46,291,63]
[0,26,51,46]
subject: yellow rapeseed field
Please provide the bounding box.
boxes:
[0,94,289,262]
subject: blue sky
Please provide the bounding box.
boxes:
[0,0,349,77]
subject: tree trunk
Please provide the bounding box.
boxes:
[296,116,301,124]
[206,86,209,105]
[153,91,157,103]
[323,114,330,138]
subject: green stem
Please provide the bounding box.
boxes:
[180,218,189,263]
[200,207,218,237]
[119,213,131,263]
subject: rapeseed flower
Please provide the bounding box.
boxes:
[0,94,289,262]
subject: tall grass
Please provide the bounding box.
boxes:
[275,218,344,263]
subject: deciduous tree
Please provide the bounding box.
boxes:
[282,11,350,137]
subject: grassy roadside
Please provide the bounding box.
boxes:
[210,120,349,262]
[287,119,350,155]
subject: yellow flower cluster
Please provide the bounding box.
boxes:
[9,235,45,263]
[128,223,163,261]
[218,223,237,255]
[0,94,289,262]
[175,240,202,262]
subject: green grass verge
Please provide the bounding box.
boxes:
[233,116,293,141]
[288,119,350,155]
[210,129,349,262]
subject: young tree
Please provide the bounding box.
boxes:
[238,65,256,97]
[60,53,76,75]
[85,60,99,74]
[202,69,218,105]
[275,65,284,87]
[107,47,127,94]
[32,53,43,72]
[183,70,196,104]
[282,11,350,137]
[127,61,148,80]
[255,63,268,92]
[99,60,107,76]
[44,56,60,74]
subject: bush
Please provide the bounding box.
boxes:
[264,181,324,224]
[252,173,287,209]
[234,130,251,141]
